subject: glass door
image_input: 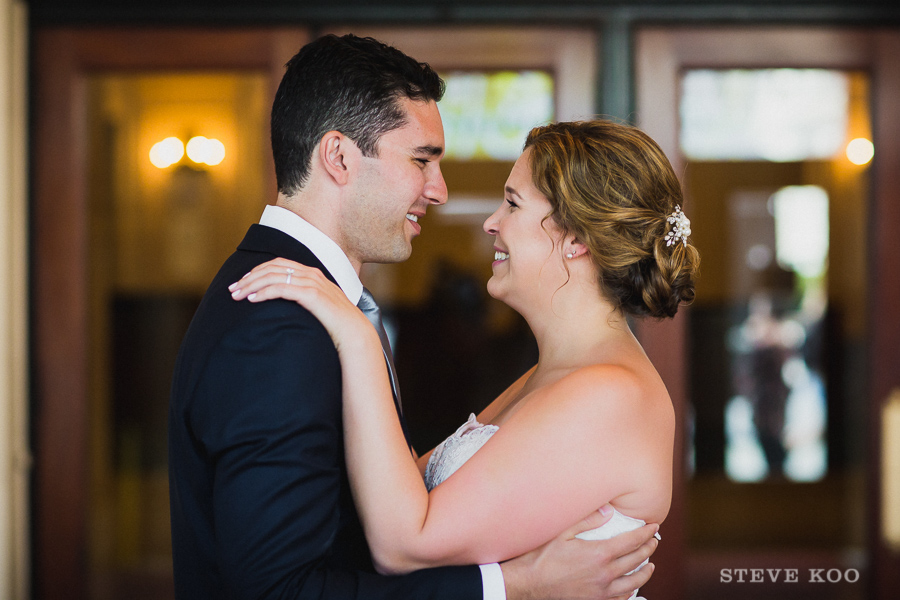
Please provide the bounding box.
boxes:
[680,68,869,592]
[636,27,900,600]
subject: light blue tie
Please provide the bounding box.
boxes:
[357,287,403,415]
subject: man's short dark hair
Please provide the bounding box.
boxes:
[271,34,445,196]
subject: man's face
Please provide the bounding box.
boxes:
[340,97,447,268]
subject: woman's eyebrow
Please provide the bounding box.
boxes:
[505,185,523,199]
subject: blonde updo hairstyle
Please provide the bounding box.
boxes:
[525,120,699,318]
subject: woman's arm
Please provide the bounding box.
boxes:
[231,260,672,575]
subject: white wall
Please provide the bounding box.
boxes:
[0,0,30,598]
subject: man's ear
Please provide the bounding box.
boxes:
[318,130,356,186]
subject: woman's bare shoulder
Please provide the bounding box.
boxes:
[552,364,674,520]
[553,363,670,414]
[528,363,675,464]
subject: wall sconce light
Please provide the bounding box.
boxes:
[150,135,225,169]
[846,137,874,165]
[186,136,226,166]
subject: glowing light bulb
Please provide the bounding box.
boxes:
[186,136,208,163]
[846,137,874,165]
[205,139,226,166]
[149,137,185,169]
[187,136,226,166]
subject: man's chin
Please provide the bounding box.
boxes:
[369,244,413,265]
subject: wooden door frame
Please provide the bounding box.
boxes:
[31,26,308,599]
[634,25,900,600]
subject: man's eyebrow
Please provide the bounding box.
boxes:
[415,145,444,157]
[505,185,523,199]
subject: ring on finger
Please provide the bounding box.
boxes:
[285,268,294,285]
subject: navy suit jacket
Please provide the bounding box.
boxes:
[169,224,483,599]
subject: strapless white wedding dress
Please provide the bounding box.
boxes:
[424,413,654,600]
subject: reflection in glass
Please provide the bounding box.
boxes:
[440,70,553,160]
[680,69,849,161]
[772,185,829,279]
[680,66,873,504]
[723,186,829,482]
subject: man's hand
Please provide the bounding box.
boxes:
[500,506,659,600]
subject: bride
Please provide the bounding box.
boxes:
[231,120,699,596]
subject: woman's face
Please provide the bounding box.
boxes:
[482,148,569,310]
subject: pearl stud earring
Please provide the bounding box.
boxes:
[566,252,575,259]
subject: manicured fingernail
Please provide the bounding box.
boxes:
[248,293,256,301]
[231,289,241,297]
[228,282,238,291]
[599,504,612,517]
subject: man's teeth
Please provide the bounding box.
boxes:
[494,251,510,261]
[406,214,418,223]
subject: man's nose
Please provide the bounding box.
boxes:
[425,167,448,206]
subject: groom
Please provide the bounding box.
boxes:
[168,33,658,599]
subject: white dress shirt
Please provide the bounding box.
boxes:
[258,205,506,600]
[260,204,363,304]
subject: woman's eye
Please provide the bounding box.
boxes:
[505,198,518,209]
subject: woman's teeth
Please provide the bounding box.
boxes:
[494,251,509,261]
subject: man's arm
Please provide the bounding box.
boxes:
[501,508,659,600]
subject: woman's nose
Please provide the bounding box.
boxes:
[483,205,502,235]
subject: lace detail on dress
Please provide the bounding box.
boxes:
[424,413,498,491]
[423,412,654,600]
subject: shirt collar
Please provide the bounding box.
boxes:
[259,204,363,305]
